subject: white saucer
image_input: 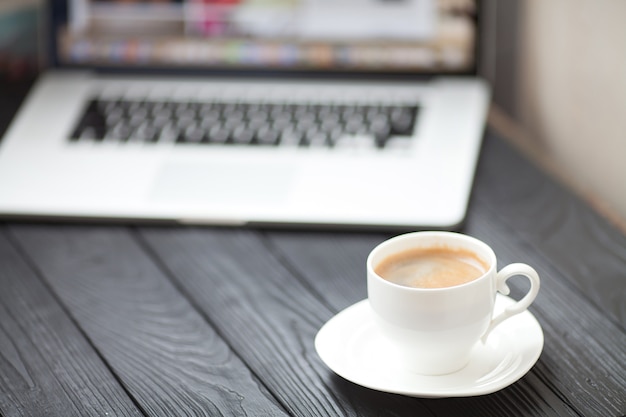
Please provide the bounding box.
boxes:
[315,294,543,398]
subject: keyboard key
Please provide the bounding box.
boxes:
[305,129,328,147]
[129,106,148,121]
[151,114,171,129]
[199,113,220,128]
[178,124,205,143]
[247,109,269,123]
[75,126,104,141]
[133,123,159,143]
[280,128,304,146]
[256,126,280,145]
[327,127,344,147]
[345,117,364,135]
[128,114,146,128]
[369,115,392,147]
[390,106,418,135]
[158,125,179,143]
[108,122,133,141]
[208,124,230,144]
[232,125,255,144]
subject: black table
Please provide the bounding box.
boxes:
[1,81,625,416]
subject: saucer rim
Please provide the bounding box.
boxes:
[315,294,544,398]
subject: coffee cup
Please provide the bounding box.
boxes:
[367,231,540,375]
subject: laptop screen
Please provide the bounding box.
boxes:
[54,0,478,75]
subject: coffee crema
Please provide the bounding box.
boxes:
[375,246,489,289]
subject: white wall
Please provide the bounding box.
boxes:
[517,0,626,223]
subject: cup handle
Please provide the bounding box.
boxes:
[481,263,540,343]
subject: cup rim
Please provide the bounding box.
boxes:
[367,231,497,292]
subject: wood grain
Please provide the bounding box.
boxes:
[0,228,142,417]
[138,227,372,417]
[9,225,286,417]
[465,204,626,416]
[471,132,626,329]
[140,226,584,417]
[262,134,626,417]
[265,227,625,417]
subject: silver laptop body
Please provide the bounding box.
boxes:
[0,0,489,229]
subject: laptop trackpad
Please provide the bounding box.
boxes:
[149,161,293,205]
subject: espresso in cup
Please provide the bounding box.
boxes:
[367,231,540,375]
[375,246,489,289]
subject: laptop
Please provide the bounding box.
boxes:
[0,0,489,230]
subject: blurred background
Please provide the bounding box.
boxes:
[1,0,625,227]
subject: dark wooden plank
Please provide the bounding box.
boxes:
[465,204,626,416]
[9,225,286,417]
[265,225,626,416]
[0,228,142,417]
[472,131,626,328]
[139,227,581,417]
[139,228,365,417]
[263,135,626,416]
[260,231,384,313]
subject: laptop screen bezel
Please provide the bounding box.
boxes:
[46,0,483,81]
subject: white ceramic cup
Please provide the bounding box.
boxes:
[367,231,540,375]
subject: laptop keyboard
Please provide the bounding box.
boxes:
[70,98,418,149]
